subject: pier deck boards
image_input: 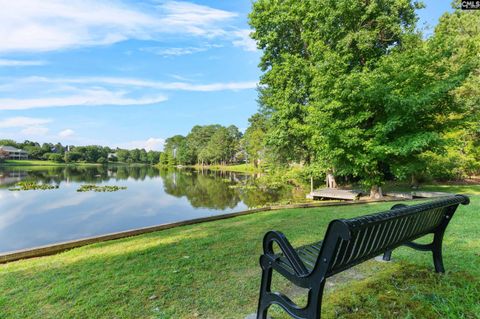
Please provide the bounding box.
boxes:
[308,188,363,201]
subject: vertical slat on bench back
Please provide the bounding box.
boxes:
[324,196,467,277]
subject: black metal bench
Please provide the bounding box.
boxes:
[256,194,470,319]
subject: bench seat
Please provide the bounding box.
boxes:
[276,242,323,273]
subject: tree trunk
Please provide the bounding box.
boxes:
[326,172,337,189]
[411,173,419,189]
[370,185,383,199]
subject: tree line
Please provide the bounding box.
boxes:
[159,120,269,168]
[0,139,161,164]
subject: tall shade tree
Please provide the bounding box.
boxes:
[249,0,313,163]
[250,0,478,197]
[242,113,268,167]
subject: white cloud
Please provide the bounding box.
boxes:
[0,116,52,128]
[0,87,167,110]
[141,43,223,57]
[84,77,257,91]
[118,137,165,151]
[0,0,238,53]
[0,59,47,66]
[0,116,51,138]
[142,46,207,57]
[59,129,75,138]
[20,126,49,136]
[15,76,258,92]
[0,76,257,110]
[232,29,258,52]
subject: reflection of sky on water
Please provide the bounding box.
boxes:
[0,169,255,253]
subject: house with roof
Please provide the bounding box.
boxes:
[0,146,29,160]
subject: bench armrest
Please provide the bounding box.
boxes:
[263,231,309,276]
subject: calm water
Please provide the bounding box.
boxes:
[0,165,299,253]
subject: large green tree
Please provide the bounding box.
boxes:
[242,113,268,167]
[250,1,479,197]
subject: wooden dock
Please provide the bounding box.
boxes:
[384,192,413,199]
[307,188,363,201]
[411,191,452,198]
[307,189,453,201]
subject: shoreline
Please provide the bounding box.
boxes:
[157,163,263,173]
[0,196,433,264]
[0,160,154,167]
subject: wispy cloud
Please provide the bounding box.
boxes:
[59,129,75,138]
[20,126,49,136]
[0,0,239,53]
[0,59,47,66]
[0,116,52,128]
[141,46,208,57]
[0,76,256,110]
[141,43,223,57]
[232,29,258,52]
[11,76,258,92]
[0,87,167,110]
[0,116,52,139]
[117,137,165,151]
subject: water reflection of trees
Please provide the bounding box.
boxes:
[160,168,292,209]
[161,168,242,210]
[0,166,295,208]
[0,165,161,187]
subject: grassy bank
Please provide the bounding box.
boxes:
[0,185,478,318]
[1,160,101,167]
[180,163,262,173]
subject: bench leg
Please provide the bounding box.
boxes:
[382,249,392,261]
[257,263,273,319]
[306,281,326,319]
[432,231,445,273]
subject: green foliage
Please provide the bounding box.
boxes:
[9,181,59,191]
[0,139,160,165]
[249,2,480,190]
[47,153,64,163]
[161,125,243,166]
[242,113,268,167]
[64,151,82,163]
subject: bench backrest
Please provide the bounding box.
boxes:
[320,195,469,277]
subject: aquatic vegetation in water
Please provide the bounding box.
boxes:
[9,181,59,191]
[77,184,127,192]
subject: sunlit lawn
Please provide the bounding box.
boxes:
[1,160,100,167]
[0,185,478,318]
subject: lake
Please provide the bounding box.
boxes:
[0,165,302,254]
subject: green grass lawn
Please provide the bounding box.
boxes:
[1,160,100,167]
[188,163,262,173]
[0,185,478,319]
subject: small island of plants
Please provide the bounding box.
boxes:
[8,181,59,191]
[77,184,127,192]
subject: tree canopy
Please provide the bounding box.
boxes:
[249,1,480,196]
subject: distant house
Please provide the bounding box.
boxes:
[0,146,29,160]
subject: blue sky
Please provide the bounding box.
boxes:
[0,0,452,150]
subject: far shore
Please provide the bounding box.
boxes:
[0,160,150,167]
[163,163,263,173]
[1,160,262,174]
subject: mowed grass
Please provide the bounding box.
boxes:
[1,160,100,167]
[189,163,262,173]
[0,185,479,319]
